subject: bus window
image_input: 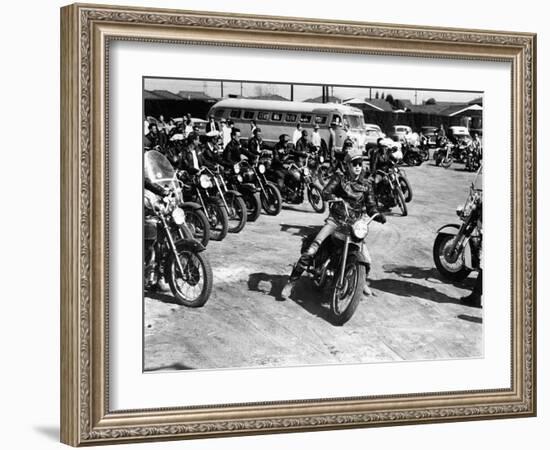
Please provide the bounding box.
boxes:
[285,113,297,122]
[315,115,328,125]
[243,111,255,120]
[272,112,282,121]
[257,111,269,121]
[213,109,224,118]
[300,114,312,124]
[230,110,241,118]
[331,115,342,126]
[343,115,365,129]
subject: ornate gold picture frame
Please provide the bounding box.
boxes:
[60,3,536,446]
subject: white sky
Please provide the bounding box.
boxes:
[144,77,481,104]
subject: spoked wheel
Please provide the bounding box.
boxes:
[441,156,453,169]
[261,182,283,216]
[398,175,413,203]
[205,201,228,241]
[433,233,471,281]
[243,191,261,222]
[330,255,365,326]
[395,188,408,216]
[224,192,247,233]
[166,250,213,307]
[182,208,210,247]
[307,185,326,213]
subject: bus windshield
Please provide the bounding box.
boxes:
[343,115,364,129]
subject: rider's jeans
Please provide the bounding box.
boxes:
[311,216,339,247]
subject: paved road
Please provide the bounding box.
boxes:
[144,161,482,371]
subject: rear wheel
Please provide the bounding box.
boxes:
[330,255,365,326]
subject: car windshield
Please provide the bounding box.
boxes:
[344,115,364,129]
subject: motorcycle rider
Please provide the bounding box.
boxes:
[222,127,244,165]
[201,130,223,169]
[270,134,292,191]
[281,148,386,300]
[245,127,263,162]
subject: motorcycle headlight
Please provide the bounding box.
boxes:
[258,164,266,174]
[303,167,310,176]
[172,207,186,225]
[233,163,240,174]
[199,174,213,189]
[237,174,243,183]
[319,156,325,163]
[352,217,370,240]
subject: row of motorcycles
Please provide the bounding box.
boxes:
[433,137,482,172]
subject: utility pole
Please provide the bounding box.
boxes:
[290,84,294,101]
[369,87,372,100]
[414,90,418,105]
[220,81,224,98]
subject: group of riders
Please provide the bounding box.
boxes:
[144,115,482,311]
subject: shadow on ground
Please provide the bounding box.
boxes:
[280,223,321,238]
[382,264,476,289]
[145,290,180,305]
[369,278,462,305]
[248,272,330,322]
[146,362,195,371]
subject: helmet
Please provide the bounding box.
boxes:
[344,148,364,165]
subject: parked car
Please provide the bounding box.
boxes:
[389,125,413,143]
[363,124,386,149]
[420,126,438,147]
[448,126,472,146]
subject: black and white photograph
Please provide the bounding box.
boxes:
[142,77,483,372]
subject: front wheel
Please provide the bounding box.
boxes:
[395,187,408,216]
[330,255,365,326]
[243,191,262,222]
[433,233,471,281]
[224,192,247,233]
[398,175,413,203]
[307,185,326,213]
[166,250,213,307]
[441,155,453,169]
[205,200,229,241]
[261,182,283,216]
[182,207,210,247]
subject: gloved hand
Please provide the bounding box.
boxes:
[374,213,386,224]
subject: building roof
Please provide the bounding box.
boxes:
[177,90,217,101]
[249,94,290,101]
[144,90,166,100]
[304,95,342,104]
[343,98,394,112]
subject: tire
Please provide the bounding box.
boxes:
[243,191,261,222]
[330,255,365,326]
[441,156,452,169]
[395,187,408,216]
[166,249,213,307]
[399,175,413,203]
[261,182,283,216]
[224,192,247,233]
[205,200,228,241]
[307,185,326,213]
[433,233,471,281]
[182,208,210,247]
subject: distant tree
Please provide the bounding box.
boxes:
[425,97,437,105]
[381,92,385,100]
[385,94,394,105]
[393,99,405,110]
[375,91,379,99]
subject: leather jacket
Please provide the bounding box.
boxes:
[323,170,378,221]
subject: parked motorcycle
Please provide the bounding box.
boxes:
[298,199,382,325]
[203,165,247,233]
[267,153,326,213]
[144,153,213,307]
[374,166,408,216]
[224,162,262,222]
[433,167,482,281]
[241,158,283,216]
[179,167,229,242]
[401,142,423,166]
[464,145,482,172]
[145,150,210,247]
[433,138,454,168]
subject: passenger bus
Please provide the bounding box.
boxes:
[207,98,368,151]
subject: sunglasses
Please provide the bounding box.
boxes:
[351,160,363,167]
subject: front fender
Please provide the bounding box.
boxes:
[436,223,460,235]
[180,201,202,211]
[175,238,206,253]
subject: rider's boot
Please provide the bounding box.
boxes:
[280,241,320,300]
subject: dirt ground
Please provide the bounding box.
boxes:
[144,161,482,371]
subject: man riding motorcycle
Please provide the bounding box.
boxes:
[281,148,386,299]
